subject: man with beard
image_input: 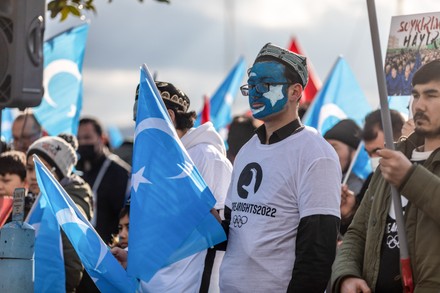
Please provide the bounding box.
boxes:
[332,60,440,292]
[76,117,130,292]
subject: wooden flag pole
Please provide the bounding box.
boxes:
[366,1,414,292]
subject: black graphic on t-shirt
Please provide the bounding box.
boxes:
[237,163,262,199]
[376,210,406,292]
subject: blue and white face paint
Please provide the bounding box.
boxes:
[248,61,290,119]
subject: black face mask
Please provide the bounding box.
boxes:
[77,144,96,161]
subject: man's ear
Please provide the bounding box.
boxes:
[289,83,303,102]
[167,108,176,123]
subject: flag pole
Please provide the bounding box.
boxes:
[342,141,364,186]
[0,107,3,154]
[366,1,414,292]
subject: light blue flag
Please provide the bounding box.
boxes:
[195,57,246,130]
[303,56,373,179]
[388,95,411,120]
[26,194,66,293]
[33,155,138,293]
[107,125,124,149]
[128,64,226,282]
[34,23,89,136]
[1,108,14,142]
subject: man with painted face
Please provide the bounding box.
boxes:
[219,43,342,292]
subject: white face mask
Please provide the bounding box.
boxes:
[370,157,380,171]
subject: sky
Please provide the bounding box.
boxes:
[46,0,439,132]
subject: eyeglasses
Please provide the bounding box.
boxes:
[240,82,292,96]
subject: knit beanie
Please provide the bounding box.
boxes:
[27,136,78,179]
[323,119,361,149]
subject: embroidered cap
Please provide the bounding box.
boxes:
[155,81,190,112]
[254,42,308,87]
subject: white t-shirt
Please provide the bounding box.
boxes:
[220,126,341,292]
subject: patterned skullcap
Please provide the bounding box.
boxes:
[155,81,190,112]
[254,42,308,87]
[134,82,190,113]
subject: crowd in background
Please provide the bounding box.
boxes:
[2,42,440,293]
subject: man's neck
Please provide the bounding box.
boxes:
[423,136,440,152]
[263,113,298,144]
[176,128,189,139]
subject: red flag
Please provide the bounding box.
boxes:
[288,37,321,104]
[201,95,210,124]
[0,196,13,228]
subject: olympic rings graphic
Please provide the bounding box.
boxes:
[233,215,248,228]
[386,235,400,249]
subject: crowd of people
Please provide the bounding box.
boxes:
[1,42,440,293]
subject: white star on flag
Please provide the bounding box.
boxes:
[132,166,151,192]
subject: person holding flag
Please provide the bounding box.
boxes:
[148,81,232,292]
[219,43,341,292]
[332,60,440,292]
[112,80,232,292]
[26,135,93,292]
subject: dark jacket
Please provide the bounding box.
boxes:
[78,151,130,244]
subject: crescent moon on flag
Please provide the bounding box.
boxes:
[56,208,89,234]
[134,117,177,141]
[94,242,108,270]
[56,208,108,269]
[317,103,347,133]
[43,59,82,108]
[168,161,194,180]
[135,117,193,180]
[67,104,77,117]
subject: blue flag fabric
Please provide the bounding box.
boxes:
[34,23,89,136]
[388,95,411,120]
[26,194,66,293]
[303,56,373,179]
[128,64,226,282]
[33,156,138,293]
[107,125,124,149]
[0,108,14,142]
[195,57,246,130]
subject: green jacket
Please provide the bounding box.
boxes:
[331,133,440,293]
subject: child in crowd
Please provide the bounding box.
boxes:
[0,150,27,226]
[110,203,130,249]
